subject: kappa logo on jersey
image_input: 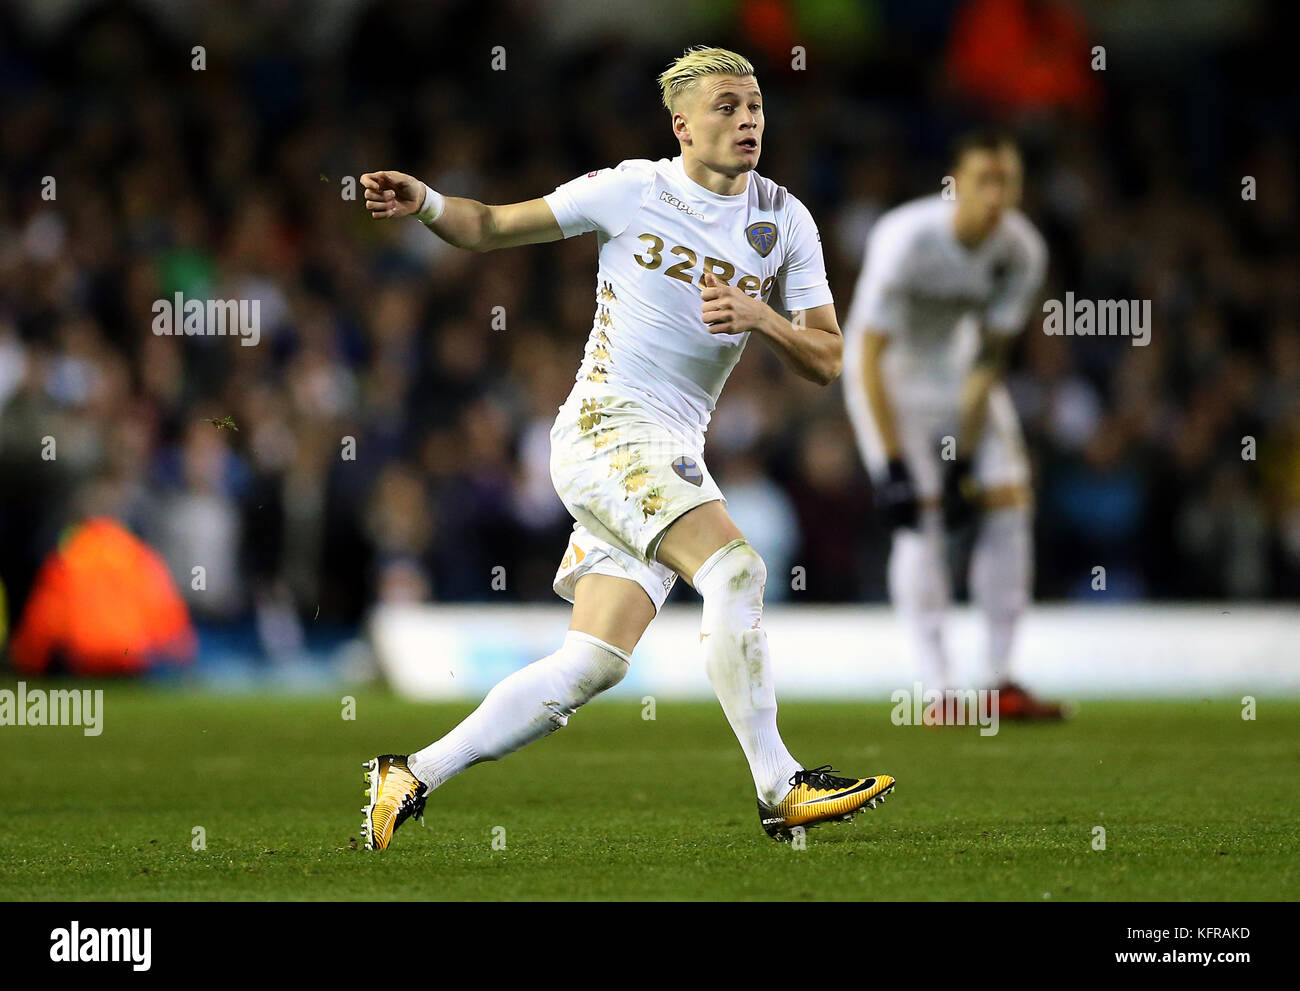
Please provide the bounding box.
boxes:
[671,455,703,486]
[746,221,778,258]
[659,190,706,220]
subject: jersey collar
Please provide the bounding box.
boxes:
[673,156,751,204]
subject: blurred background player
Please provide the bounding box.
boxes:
[843,131,1064,719]
[359,46,895,849]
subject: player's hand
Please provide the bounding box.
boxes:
[876,458,919,531]
[701,271,767,335]
[361,171,424,220]
[942,456,979,530]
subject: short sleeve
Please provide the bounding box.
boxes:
[984,217,1048,335]
[777,196,835,313]
[542,162,652,239]
[842,212,912,339]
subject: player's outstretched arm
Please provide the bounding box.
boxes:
[360,170,562,251]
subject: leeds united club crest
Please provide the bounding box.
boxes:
[746,221,777,258]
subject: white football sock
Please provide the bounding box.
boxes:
[888,507,951,690]
[969,506,1032,686]
[407,629,630,789]
[694,538,803,806]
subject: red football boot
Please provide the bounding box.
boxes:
[994,681,1068,720]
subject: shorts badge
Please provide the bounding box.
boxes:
[672,455,703,486]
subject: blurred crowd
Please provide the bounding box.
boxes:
[0,0,1297,640]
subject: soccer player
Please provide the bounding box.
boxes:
[358,47,895,849]
[842,131,1064,719]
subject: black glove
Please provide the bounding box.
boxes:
[875,458,919,531]
[942,457,979,530]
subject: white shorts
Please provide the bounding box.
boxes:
[845,377,1029,500]
[550,389,726,613]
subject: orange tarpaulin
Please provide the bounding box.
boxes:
[947,0,1101,119]
[10,517,196,676]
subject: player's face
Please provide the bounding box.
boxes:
[955,146,1019,234]
[677,74,763,176]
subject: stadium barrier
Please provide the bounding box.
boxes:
[370,604,1300,701]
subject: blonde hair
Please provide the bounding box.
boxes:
[658,46,756,113]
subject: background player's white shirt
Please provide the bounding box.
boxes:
[544,156,833,449]
[842,194,1047,409]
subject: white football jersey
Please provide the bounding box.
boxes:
[544,155,833,447]
[842,194,1047,408]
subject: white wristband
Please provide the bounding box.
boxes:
[415,182,446,224]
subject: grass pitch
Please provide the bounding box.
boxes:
[2,683,1296,901]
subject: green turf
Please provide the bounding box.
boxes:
[1,681,1296,900]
